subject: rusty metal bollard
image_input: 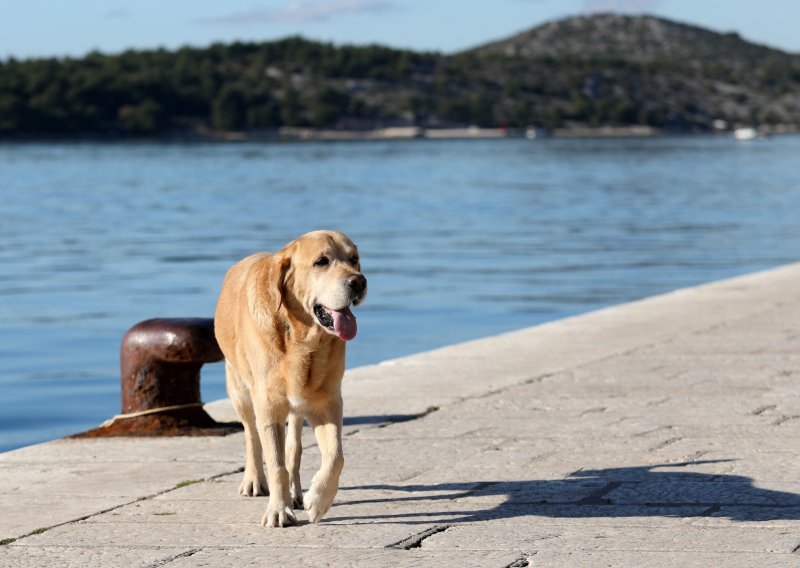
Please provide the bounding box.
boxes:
[73,318,241,438]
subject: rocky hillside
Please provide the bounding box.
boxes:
[457,14,800,132]
[471,13,792,66]
[1,14,799,136]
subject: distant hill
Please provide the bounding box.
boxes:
[458,13,800,132]
[1,13,799,137]
[470,13,793,66]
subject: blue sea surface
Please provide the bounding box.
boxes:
[1,135,799,452]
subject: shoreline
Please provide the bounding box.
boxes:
[2,124,798,144]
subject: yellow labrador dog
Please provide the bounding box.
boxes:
[214,230,367,527]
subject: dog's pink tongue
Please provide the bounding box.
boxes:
[331,306,357,341]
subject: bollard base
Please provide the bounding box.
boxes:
[71,317,242,439]
[70,407,243,438]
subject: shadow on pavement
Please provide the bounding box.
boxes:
[335,461,800,524]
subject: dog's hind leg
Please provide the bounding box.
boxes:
[286,412,305,509]
[304,398,344,523]
[236,402,269,497]
[227,365,268,497]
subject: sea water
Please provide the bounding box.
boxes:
[1,135,799,452]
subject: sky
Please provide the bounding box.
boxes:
[3,0,800,60]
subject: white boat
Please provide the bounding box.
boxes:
[733,127,759,141]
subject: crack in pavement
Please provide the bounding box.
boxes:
[648,436,683,452]
[504,552,536,567]
[146,547,202,568]
[385,524,452,550]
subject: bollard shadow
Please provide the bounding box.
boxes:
[343,407,438,428]
[334,461,800,525]
[343,414,426,427]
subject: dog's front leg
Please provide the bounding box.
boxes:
[285,412,305,509]
[254,394,297,528]
[304,399,344,523]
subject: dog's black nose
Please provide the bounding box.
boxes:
[347,274,367,295]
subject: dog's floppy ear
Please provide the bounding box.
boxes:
[264,250,292,312]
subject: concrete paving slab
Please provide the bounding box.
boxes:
[166,548,524,568]
[0,437,246,541]
[20,511,443,551]
[421,523,800,553]
[0,436,243,465]
[695,451,800,483]
[0,545,192,568]
[0,495,124,543]
[441,503,712,526]
[531,550,798,567]
[692,507,800,529]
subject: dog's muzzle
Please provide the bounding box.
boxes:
[313,274,366,341]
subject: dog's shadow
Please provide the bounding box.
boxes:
[333,461,800,525]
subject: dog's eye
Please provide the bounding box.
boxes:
[350,255,359,265]
[314,256,329,267]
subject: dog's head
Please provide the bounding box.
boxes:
[270,230,367,341]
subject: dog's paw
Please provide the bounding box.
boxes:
[238,472,268,497]
[261,502,297,528]
[303,489,334,523]
[290,490,304,510]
